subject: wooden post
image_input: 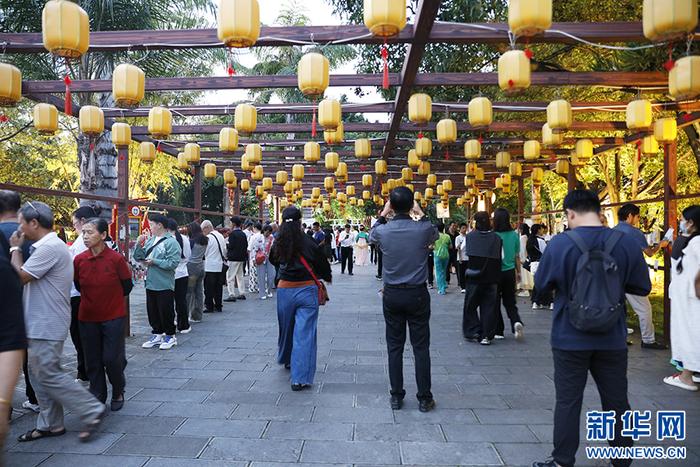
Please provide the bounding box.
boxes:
[567,165,578,192]
[517,177,525,224]
[663,142,678,343]
[234,186,241,215]
[116,147,131,336]
[193,164,202,222]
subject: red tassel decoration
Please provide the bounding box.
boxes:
[418,132,423,139]
[312,107,317,138]
[0,114,8,123]
[664,44,675,72]
[381,39,389,90]
[156,141,162,152]
[636,141,642,162]
[444,148,450,160]
[227,48,236,76]
[683,113,693,122]
[524,48,533,60]
[64,75,72,116]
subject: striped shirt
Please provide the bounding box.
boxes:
[21,232,73,341]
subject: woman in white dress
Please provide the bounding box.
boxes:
[664,205,700,391]
[248,223,263,294]
[354,225,370,266]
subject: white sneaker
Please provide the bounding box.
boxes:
[159,335,177,350]
[532,303,541,310]
[514,322,524,340]
[142,334,164,349]
[180,327,192,334]
[460,289,466,293]
[190,318,202,323]
[260,296,268,300]
[480,338,491,345]
[22,401,40,413]
[693,374,700,383]
[267,292,273,298]
[517,290,530,297]
[627,328,635,335]
[549,303,554,310]
[494,335,505,340]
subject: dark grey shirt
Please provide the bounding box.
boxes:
[370,214,439,286]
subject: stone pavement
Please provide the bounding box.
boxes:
[5,262,699,467]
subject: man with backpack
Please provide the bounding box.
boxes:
[531,190,651,467]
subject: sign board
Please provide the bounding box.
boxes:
[436,203,450,219]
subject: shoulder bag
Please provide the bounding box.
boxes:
[209,233,229,275]
[299,255,329,306]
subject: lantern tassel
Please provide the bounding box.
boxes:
[227,48,236,76]
[664,43,675,72]
[64,75,72,116]
[381,39,389,90]
[0,114,8,123]
[312,107,317,138]
[637,141,642,162]
[444,148,450,160]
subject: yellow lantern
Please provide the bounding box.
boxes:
[355,138,372,159]
[493,151,509,169]
[110,122,131,147]
[312,187,321,198]
[468,96,493,127]
[464,139,481,160]
[456,197,464,207]
[33,104,59,135]
[498,50,531,94]
[375,159,388,175]
[262,177,273,191]
[363,190,371,200]
[325,152,340,172]
[476,168,485,181]
[626,99,652,130]
[426,173,437,186]
[654,118,678,143]
[241,154,253,172]
[575,139,593,160]
[501,173,512,187]
[298,52,329,97]
[79,106,104,136]
[235,103,257,134]
[555,158,569,175]
[349,197,357,206]
[465,162,478,178]
[176,153,189,171]
[442,179,453,192]
[245,143,262,165]
[669,56,700,100]
[324,176,335,191]
[204,163,217,179]
[112,64,145,108]
[185,143,200,164]
[0,64,21,106]
[542,123,564,146]
[240,179,251,192]
[408,93,432,124]
[414,191,423,202]
[304,141,321,163]
[437,185,445,196]
[508,0,553,37]
[276,171,288,186]
[284,181,294,194]
[335,162,348,181]
[292,164,304,181]
[641,135,660,155]
[318,99,341,130]
[402,167,414,181]
[643,0,697,42]
[42,0,89,58]
[324,122,344,145]
[495,178,504,190]
[424,188,435,201]
[404,149,418,168]
[418,161,431,176]
[251,165,263,181]
[217,0,260,47]
[415,137,432,158]
[148,107,172,139]
[381,183,389,196]
[524,140,541,161]
[139,142,156,164]
[362,174,373,187]
[219,128,239,153]
[437,119,457,144]
[346,185,356,196]
[357,199,364,207]
[223,169,236,185]
[255,186,265,199]
[547,99,572,132]
[386,179,397,191]
[509,161,523,177]
[364,0,407,37]
[531,167,544,185]
[323,202,332,212]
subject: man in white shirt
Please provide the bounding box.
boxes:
[338,224,355,275]
[201,220,227,313]
[454,222,468,293]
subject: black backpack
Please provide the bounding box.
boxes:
[565,229,625,333]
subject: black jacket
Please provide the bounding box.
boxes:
[227,229,248,261]
[272,235,332,283]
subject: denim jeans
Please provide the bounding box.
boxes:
[434,256,449,293]
[256,261,276,299]
[277,285,319,385]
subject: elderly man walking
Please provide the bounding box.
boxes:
[370,187,439,412]
[201,220,227,313]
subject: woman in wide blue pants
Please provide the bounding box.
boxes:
[271,207,332,391]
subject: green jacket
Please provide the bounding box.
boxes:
[133,233,181,291]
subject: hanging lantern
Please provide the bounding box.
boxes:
[437,185,445,196]
[335,162,348,180]
[324,122,344,145]
[496,151,511,169]
[240,179,251,192]
[555,158,569,175]
[437,119,457,144]
[386,179,397,191]
[323,202,332,212]
[669,56,700,100]
[654,118,678,143]
[363,190,371,200]
[464,139,481,160]
[204,163,217,179]
[241,153,253,172]
[524,140,541,161]
[276,171,288,186]
[402,167,414,181]
[502,184,511,194]
[542,123,564,146]
[0,64,22,106]
[312,187,321,198]
[408,93,432,124]
[476,168,485,181]
[509,161,523,177]
[643,0,697,42]
[42,0,90,58]
[325,152,340,172]
[255,186,265,199]
[357,198,365,207]
[426,173,437,186]
[219,128,239,153]
[375,159,388,175]
[395,178,406,188]
[33,104,59,135]
[324,176,335,191]
[110,122,131,147]
[468,96,493,127]
[501,173,512,187]
[318,98,341,130]
[304,141,321,163]
[547,99,572,132]
[442,179,453,192]
[148,107,172,139]
[185,143,200,164]
[348,197,357,206]
[337,193,348,204]
[284,182,294,194]
[139,142,156,164]
[355,138,372,159]
[362,174,373,187]
[292,164,305,181]
[79,106,104,136]
[363,0,407,36]
[575,139,593,160]
[217,0,260,47]
[176,153,189,171]
[251,165,263,181]
[641,135,660,155]
[262,177,273,191]
[298,52,329,97]
[381,183,389,196]
[223,169,236,185]
[244,144,262,165]
[418,161,431,176]
[407,149,420,168]
[465,162,478,178]
[626,99,652,130]
[346,185,356,196]
[414,191,423,202]
[424,187,434,199]
[508,0,553,37]
[234,103,257,134]
[531,167,544,185]
[112,64,145,108]
[293,180,303,191]
[495,178,504,190]
[415,137,432,158]
[498,50,531,94]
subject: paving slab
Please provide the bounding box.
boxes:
[264,421,354,441]
[104,434,209,457]
[300,440,401,464]
[399,441,502,465]
[200,437,302,462]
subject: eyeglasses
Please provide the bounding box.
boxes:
[24,201,43,223]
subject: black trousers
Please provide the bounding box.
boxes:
[427,254,434,286]
[146,289,176,336]
[69,296,87,380]
[23,353,37,405]
[340,246,354,274]
[447,251,456,284]
[456,261,467,290]
[382,285,432,401]
[174,276,189,331]
[495,269,523,335]
[376,249,383,277]
[552,349,632,467]
[462,283,498,340]
[79,317,127,404]
[204,271,224,311]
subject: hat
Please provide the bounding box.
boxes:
[282,206,302,223]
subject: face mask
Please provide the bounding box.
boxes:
[679,220,688,235]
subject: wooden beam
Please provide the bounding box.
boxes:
[663,142,678,343]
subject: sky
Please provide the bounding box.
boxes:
[204,0,391,123]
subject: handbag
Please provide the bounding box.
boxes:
[299,255,330,306]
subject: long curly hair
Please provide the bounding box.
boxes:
[272,219,304,264]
